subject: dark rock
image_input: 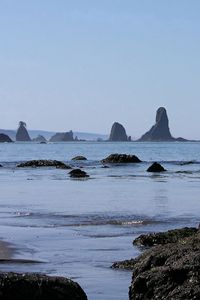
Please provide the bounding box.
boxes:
[129,232,200,299]
[139,107,175,141]
[101,165,109,168]
[101,153,141,164]
[17,160,71,169]
[16,121,31,142]
[147,162,166,172]
[112,227,200,299]
[109,122,128,141]
[0,164,2,167]
[49,131,74,142]
[133,227,198,247]
[32,135,47,143]
[72,156,87,161]
[69,169,89,178]
[0,272,87,300]
[0,134,13,143]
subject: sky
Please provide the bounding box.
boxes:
[0,0,200,139]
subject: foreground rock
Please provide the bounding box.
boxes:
[112,227,200,299]
[0,272,87,300]
[133,226,198,247]
[72,156,87,161]
[69,169,89,178]
[17,160,71,169]
[101,154,141,164]
[0,134,13,143]
[147,162,166,172]
[109,122,129,141]
[16,121,31,142]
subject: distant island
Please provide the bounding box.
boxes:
[0,107,192,142]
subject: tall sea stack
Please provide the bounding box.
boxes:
[139,107,174,141]
[109,122,128,141]
[16,121,31,142]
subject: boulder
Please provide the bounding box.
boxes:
[69,169,89,178]
[72,156,87,161]
[16,121,31,142]
[49,131,74,142]
[0,272,87,300]
[112,227,200,299]
[133,227,198,247]
[0,134,13,143]
[147,162,166,172]
[101,153,141,164]
[109,122,128,141]
[17,160,71,169]
[139,107,175,141]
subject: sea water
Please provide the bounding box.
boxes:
[0,141,200,299]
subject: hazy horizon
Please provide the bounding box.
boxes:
[1,1,200,139]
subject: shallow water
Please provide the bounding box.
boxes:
[0,142,200,299]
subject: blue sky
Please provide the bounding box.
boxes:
[0,0,200,139]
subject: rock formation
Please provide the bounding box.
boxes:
[16,121,31,142]
[17,160,71,169]
[32,135,47,143]
[0,134,13,143]
[69,169,89,178]
[101,153,141,164]
[139,107,174,141]
[72,156,87,161]
[49,131,74,142]
[0,272,87,300]
[109,122,128,141]
[112,226,200,299]
[147,162,166,172]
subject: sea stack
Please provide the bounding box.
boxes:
[0,134,13,143]
[49,131,74,142]
[139,107,174,141]
[16,121,31,142]
[109,122,128,141]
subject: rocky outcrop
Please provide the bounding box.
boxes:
[32,135,47,143]
[133,227,198,247]
[0,272,87,300]
[147,162,166,172]
[112,227,200,299]
[69,169,89,178]
[0,134,13,143]
[16,121,31,142]
[17,160,71,169]
[139,107,175,141]
[49,131,74,142]
[101,153,141,164]
[109,122,128,141]
[72,156,87,161]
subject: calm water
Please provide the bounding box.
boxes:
[0,141,200,299]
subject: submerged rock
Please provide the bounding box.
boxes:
[49,131,74,142]
[147,162,166,172]
[17,160,71,169]
[109,122,128,141]
[0,272,87,300]
[16,121,31,142]
[0,134,13,143]
[133,227,198,247]
[69,169,89,178]
[139,107,174,141]
[72,156,87,161]
[101,153,141,164]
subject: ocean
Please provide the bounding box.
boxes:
[0,141,200,299]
